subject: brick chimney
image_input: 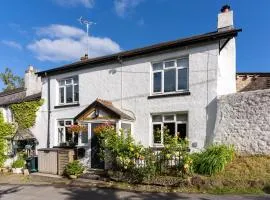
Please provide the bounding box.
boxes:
[24,65,42,96]
[218,5,234,31]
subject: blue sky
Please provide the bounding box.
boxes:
[0,0,270,87]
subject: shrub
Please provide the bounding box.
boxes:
[64,160,84,176]
[192,144,235,175]
[158,128,192,177]
[12,158,25,168]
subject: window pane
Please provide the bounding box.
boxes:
[152,62,163,71]
[153,124,162,144]
[164,115,174,121]
[81,124,88,143]
[164,60,175,68]
[73,76,78,84]
[65,79,72,85]
[176,114,187,122]
[153,72,162,93]
[164,123,175,137]
[152,115,162,122]
[177,58,189,68]
[58,127,64,143]
[164,69,176,92]
[58,120,64,126]
[74,85,79,102]
[177,123,187,139]
[59,87,64,103]
[65,127,72,142]
[121,123,131,137]
[65,120,72,126]
[178,68,188,90]
[66,85,73,103]
[59,80,65,86]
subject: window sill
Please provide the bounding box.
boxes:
[148,91,190,99]
[54,103,80,109]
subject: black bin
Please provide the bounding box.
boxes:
[26,156,38,173]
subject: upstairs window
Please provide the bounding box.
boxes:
[152,57,189,94]
[59,76,79,104]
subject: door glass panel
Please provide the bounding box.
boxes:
[164,69,176,92]
[81,124,88,144]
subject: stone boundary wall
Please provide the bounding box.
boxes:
[214,89,270,155]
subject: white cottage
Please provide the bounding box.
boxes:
[35,6,241,168]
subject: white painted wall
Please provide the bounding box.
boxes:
[35,42,226,151]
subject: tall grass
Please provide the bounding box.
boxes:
[192,144,235,175]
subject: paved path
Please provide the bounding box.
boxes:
[0,184,269,200]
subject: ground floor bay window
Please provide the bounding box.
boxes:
[152,113,188,145]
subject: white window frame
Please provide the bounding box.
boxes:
[151,113,188,146]
[57,119,73,145]
[58,76,79,105]
[151,57,189,95]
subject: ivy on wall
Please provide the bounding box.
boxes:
[10,99,44,129]
[0,111,16,167]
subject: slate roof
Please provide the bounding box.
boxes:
[37,28,242,77]
[75,98,134,121]
[0,87,41,106]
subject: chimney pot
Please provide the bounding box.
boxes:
[220,5,231,13]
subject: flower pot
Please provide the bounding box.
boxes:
[69,175,77,179]
[12,168,22,174]
[23,169,29,176]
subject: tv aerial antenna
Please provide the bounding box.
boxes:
[78,16,96,57]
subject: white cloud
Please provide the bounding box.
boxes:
[114,0,144,17]
[1,40,22,50]
[53,0,94,8]
[28,24,121,62]
[36,24,85,39]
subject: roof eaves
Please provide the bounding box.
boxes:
[37,28,242,77]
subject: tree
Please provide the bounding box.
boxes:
[0,67,24,92]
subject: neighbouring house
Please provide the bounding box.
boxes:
[236,72,270,92]
[0,66,42,166]
[34,5,242,169]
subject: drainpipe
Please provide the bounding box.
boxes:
[46,73,51,148]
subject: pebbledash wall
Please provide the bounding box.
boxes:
[214,89,270,155]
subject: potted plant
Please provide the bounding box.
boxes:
[11,158,25,174]
[64,160,84,179]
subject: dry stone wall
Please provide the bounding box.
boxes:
[214,89,270,155]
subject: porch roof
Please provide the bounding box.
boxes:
[74,98,134,121]
[13,129,36,141]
